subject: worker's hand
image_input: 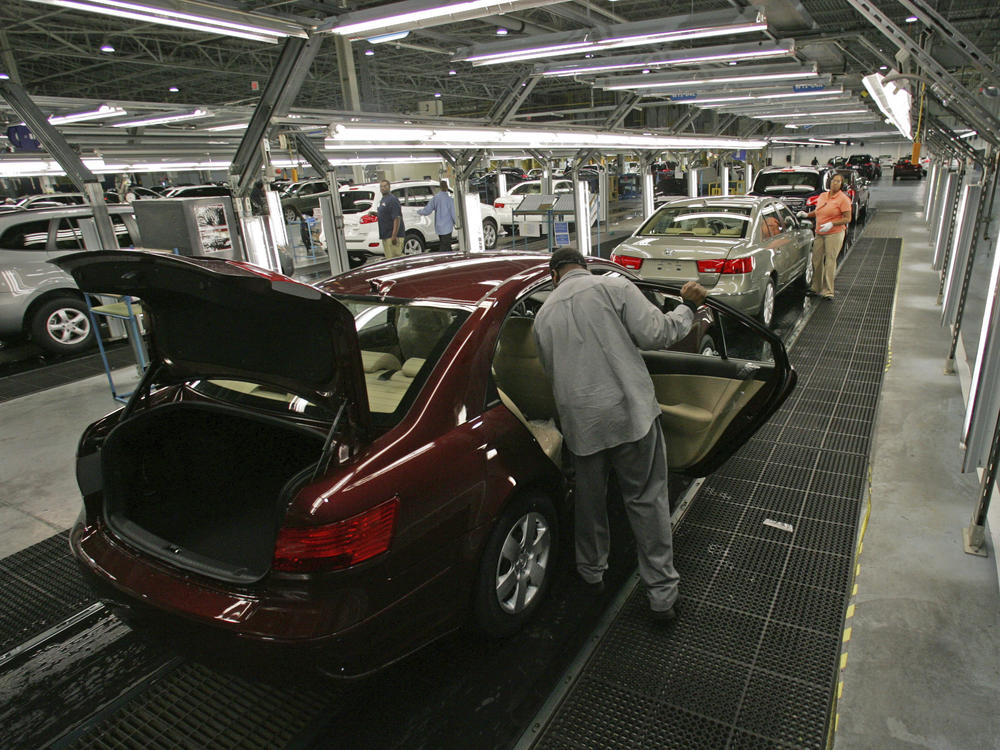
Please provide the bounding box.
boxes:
[796,210,808,219]
[818,221,833,233]
[680,280,708,306]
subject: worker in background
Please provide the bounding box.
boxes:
[801,172,852,299]
[418,180,457,251]
[533,248,708,624]
[377,179,404,259]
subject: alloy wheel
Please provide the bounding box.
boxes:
[483,221,498,250]
[46,308,91,345]
[761,281,775,327]
[403,236,424,255]
[495,511,551,614]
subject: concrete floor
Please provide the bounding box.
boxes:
[0,179,997,748]
[833,178,1000,749]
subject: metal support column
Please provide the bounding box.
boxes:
[290,132,350,275]
[640,154,656,220]
[964,409,1000,556]
[441,149,485,253]
[845,0,1000,146]
[721,165,730,196]
[924,161,939,220]
[0,80,117,250]
[334,35,365,185]
[932,170,959,271]
[936,162,967,277]
[945,151,999,373]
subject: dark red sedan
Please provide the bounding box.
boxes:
[893,159,924,180]
[59,250,795,676]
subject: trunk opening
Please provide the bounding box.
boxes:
[101,402,326,583]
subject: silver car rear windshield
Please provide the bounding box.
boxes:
[754,172,822,193]
[639,206,752,238]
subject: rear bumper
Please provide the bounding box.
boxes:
[70,521,460,677]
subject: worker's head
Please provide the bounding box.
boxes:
[439,180,450,193]
[548,249,587,286]
[829,173,843,194]
[379,180,391,195]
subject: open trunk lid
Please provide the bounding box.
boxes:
[55,250,371,433]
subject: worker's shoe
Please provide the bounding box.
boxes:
[649,603,678,623]
[573,573,605,596]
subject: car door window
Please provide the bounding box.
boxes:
[759,209,780,240]
[0,219,50,250]
[55,218,85,251]
[404,186,434,207]
[775,205,796,232]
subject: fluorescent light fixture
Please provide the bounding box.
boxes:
[681,86,844,105]
[495,27,508,35]
[366,30,409,43]
[100,43,115,52]
[601,67,818,91]
[0,73,9,80]
[905,15,918,22]
[112,109,210,127]
[753,109,870,119]
[808,137,835,144]
[364,48,375,56]
[862,72,913,139]
[169,86,180,92]
[323,122,768,151]
[448,69,457,75]
[538,41,794,78]
[48,104,127,124]
[329,0,553,38]
[959,130,978,138]
[204,122,249,131]
[22,0,307,43]
[455,8,768,66]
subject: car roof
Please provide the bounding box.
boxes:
[757,166,824,174]
[319,252,565,304]
[0,204,134,223]
[340,179,438,191]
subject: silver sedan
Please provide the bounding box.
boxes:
[610,196,814,326]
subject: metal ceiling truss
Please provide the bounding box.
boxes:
[843,0,1000,147]
[898,0,1000,89]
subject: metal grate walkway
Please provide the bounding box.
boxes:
[531,235,901,750]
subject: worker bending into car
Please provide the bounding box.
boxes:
[533,248,708,623]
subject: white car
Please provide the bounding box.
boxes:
[339,180,502,264]
[492,179,573,231]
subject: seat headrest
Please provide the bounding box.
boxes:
[361,350,402,373]
[496,317,538,358]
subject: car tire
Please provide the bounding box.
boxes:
[403,231,425,255]
[699,335,718,357]
[482,218,499,250]
[30,297,95,355]
[758,278,776,328]
[283,206,301,223]
[473,491,559,638]
[800,253,814,289]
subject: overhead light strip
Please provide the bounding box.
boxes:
[752,109,871,119]
[48,104,127,124]
[603,70,818,91]
[538,42,793,78]
[23,0,306,42]
[672,87,844,105]
[112,109,210,127]
[862,71,913,140]
[330,0,549,37]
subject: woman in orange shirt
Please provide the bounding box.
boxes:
[803,173,852,299]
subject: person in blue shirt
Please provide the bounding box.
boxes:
[418,180,457,251]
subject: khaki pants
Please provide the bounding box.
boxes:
[382,237,403,259]
[810,230,845,297]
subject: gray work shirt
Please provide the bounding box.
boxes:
[533,268,694,456]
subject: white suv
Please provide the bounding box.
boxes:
[339,180,502,264]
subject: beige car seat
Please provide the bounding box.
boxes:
[397,307,452,360]
[493,317,558,421]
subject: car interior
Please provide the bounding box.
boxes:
[491,283,781,473]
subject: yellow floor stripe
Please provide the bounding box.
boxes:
[840,652,848,669]
[846,604,855,619]
[842,627,852,643]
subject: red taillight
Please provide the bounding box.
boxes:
[610,253,643,270]
[806,195,819,207]
[847,188,856,199]
[273,498,399,572]
[368,242,380,247]
[494,201,505,208]
[360,212,378,224]
[697,257,754,274]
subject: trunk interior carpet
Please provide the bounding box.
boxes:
[530,235,901,750]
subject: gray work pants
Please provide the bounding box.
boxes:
[572,420,680,612]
